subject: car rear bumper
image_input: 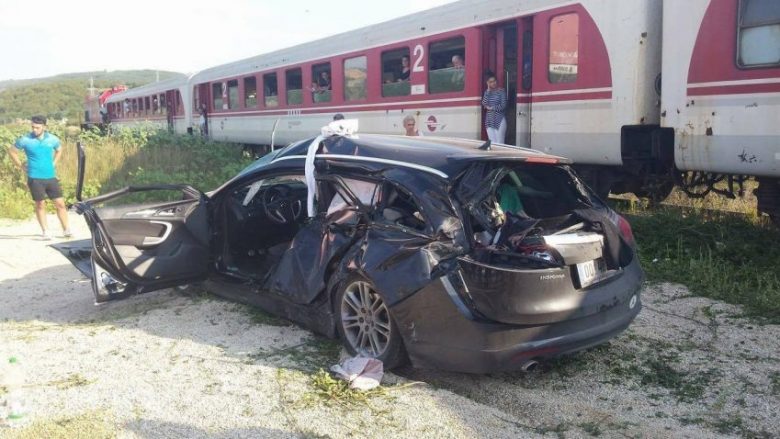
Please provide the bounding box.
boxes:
[390,256,643,373]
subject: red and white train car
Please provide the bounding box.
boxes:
[662,0,780,219]
[188,0,661,166]
[104,75,191,133]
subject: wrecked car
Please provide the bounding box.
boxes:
[56,124,643,373]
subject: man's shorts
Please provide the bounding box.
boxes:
[27,178,63,201]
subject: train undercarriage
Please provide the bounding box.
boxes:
[575,125,780,227]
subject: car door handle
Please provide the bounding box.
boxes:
[141,221,172,246]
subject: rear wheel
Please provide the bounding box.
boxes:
[335,277,405,369]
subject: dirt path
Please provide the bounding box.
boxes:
[1,213,778,438]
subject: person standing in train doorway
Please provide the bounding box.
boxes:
[481,72,507,144]
[198,104,209,137]
[7,116,71,240]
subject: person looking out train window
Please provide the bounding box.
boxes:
[451,54,464,69]
[317,71,331,91]
[399,55,411,81]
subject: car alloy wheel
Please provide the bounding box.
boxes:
[340,280,392,357]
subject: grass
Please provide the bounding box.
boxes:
[303,368,388,407]
[0,123,252,218]
[47,373,92,390]
[620,206,780,323]
[248,336,342,372]
[1,409,116,438]
[239,304,293,327]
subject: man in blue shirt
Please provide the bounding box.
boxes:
[8,116,71,240]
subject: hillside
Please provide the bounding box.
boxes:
[0,70,182,125]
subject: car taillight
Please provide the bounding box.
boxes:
[608,210,635,246]
[617,215,635,246]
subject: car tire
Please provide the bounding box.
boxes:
[335,276,406,369]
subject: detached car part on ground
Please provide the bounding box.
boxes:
[55,125,643,373]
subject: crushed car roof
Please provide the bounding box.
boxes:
[267,134,572,179]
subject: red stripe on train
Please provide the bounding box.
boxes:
[518,91,612,104]
[687,83,780,97]
[191,99,480,118]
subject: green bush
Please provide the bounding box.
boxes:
[1,125,252,217]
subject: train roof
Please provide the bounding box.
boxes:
[190,0,573,83]
[105,74,190,103]
[255,134,571,179]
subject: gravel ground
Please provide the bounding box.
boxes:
[1,213,778,438]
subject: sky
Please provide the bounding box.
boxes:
[0,0,454,81]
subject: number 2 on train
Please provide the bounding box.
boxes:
[413,44,425,73]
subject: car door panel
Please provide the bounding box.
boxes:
[68,185,210,303]
[265,217,357,304]
[263,177,366,304]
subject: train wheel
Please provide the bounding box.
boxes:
[675,171,715,198]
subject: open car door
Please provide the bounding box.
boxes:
[53,143,211,303]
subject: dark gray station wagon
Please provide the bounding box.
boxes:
[57,133,643,373]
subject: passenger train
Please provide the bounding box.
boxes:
[98,0,780,223]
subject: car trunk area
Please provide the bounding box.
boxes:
[453,161,635,325]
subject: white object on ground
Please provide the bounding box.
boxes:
[330,356,383,390]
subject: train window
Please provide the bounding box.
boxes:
[176,91,184,115]
[286,68,303,106]
[344,56,367,101]
[160,94,167,115]
[145,97,151,115]
[264,73,278,107]
[132,99,138,115]
[737,0,780,67]
[311,63,332,103]
[244,77,257,108]
[152,96,159,114]
[549,13,579,84]
[428,37,465,94]
[382,48,411,97]
[227,80,239,110]
[212,83,224,111]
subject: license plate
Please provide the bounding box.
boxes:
[576,258,605,288]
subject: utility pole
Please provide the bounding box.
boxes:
[88,76,97,97]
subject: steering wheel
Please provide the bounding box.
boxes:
[262,184,303,224]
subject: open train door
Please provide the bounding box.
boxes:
[165,90,176,132]
[196,83,210,136]
[483,21,520,146]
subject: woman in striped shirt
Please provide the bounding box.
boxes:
[481,73,507,144]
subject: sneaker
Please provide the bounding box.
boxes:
[40,230,52,241]
[63,229,73,238]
